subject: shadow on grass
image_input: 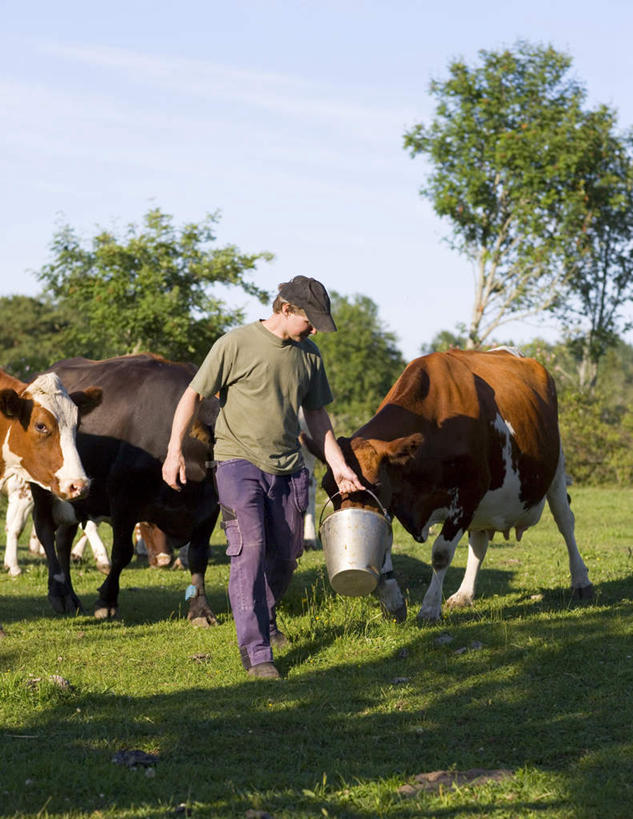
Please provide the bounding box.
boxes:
[2,606,632,818]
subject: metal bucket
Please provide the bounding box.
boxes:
[319,489,392,596]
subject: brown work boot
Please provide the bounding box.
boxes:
[247,662,281,680]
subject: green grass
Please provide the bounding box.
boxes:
[1,487,633,817]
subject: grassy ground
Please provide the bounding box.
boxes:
[1,486,633,818]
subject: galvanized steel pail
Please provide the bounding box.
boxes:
[318,489,392,596]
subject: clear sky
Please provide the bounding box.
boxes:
[2,0,633,362]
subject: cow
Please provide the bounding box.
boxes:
[70,520,111,573]
[299,407,318,549]
[29,354,220,620]
[309,348,592,622]
[2,472,34,576]
[0,368,101,500]
[1,474,110,576]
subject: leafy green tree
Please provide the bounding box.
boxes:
[37,208,273,364]
[404,41,621,348]
[315,293,406,436]
[421,328,467,353]
[555,132,633,390]
[0,296,71,380]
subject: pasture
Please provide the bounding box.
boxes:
[1,487,633,818]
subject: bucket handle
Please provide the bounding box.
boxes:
[318,487,391,531]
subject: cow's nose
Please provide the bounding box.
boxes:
[62,478,91,500]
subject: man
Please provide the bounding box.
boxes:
[162,276,363,679]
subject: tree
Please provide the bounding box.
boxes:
[555,131,633,390]
[37,208,273,364]
[404,41,621,348]
[420,328,467,353]
[0,296,71,380]
[314,293,406,435]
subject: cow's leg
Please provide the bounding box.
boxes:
[186,505,220,627]
[83,521,111,574]
[547,453,593,599]
[418,526,465,622]
[373,544,407,622]
[3,487,33,576]
[71,532,88,561]
[30,484,83,614]
[446,529,489,609]
[28,525,46,555]
[302,463,318,549]
[55,522,81,601]
[95,515,135,620]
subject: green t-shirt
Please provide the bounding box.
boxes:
[190,321,333,474]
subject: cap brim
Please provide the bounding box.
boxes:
[306,311,337,332]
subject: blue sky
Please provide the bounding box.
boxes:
[2,0,633,361]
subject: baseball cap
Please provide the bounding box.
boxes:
[277,275,337,332]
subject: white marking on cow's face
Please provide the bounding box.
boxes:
[26,374,90,498]
[471,413,544,532]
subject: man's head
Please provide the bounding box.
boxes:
[274,276,337,333]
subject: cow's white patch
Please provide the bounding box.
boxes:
[470,413,544,533]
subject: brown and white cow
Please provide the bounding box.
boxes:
[0,369,101,501]
[314,348,592,622]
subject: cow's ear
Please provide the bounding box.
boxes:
[383,433,423,466]
[0,389,24,420]
[70,386,102,417]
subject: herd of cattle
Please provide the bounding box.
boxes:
[0,347,592,633]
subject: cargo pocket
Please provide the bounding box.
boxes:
[290,467,310,515]
[220,504,242,556]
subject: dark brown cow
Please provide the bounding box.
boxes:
[316,348,592,622]
[30,354,220,618]
[0,369,101,500]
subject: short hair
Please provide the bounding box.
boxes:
[272,295,306,316]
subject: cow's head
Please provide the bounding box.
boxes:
[321,432,423,515]
[0,373,102,500]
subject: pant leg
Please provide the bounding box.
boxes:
[215,460,272,668]
[264,467,310,633]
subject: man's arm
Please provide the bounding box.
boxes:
[162,386,202,491]
[302,407,364,494]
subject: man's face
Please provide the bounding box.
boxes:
[286,308,316,342]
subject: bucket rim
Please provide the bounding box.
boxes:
[318,488,391,532]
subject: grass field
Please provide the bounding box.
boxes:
[1,486,633,818]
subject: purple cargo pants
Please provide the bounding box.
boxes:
[215,459,310,669]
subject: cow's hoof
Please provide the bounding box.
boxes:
[94,601,119,619]
[96,562,111,576]
[572,583,594,600]
[445,593,474,609]
[416,609,442,624]
[381,601,407,623]
[0,624,6,638]
[303,538,321,551]
[5,565,21,577]
[188,611,218,628]
[151,552,172,568]
[48,593,82,615]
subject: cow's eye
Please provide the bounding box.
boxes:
[34,422,49,434]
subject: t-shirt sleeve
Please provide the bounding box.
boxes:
[301,350,334,411]
[189,336,231,398]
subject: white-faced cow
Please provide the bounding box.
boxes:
[0,369,101,501]
[29,354,220,619]
[313,348,592,622]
